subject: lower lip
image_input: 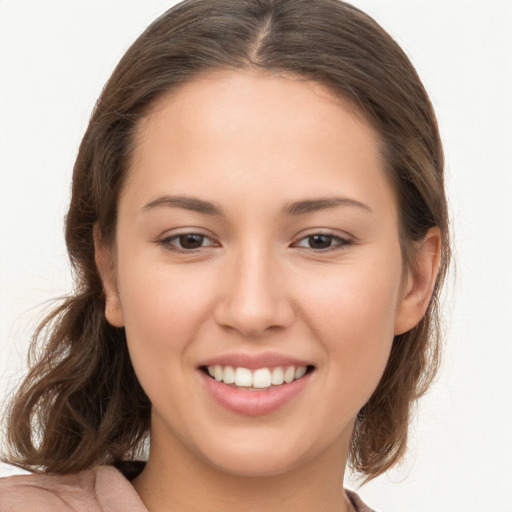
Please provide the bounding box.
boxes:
[199,370,313,416]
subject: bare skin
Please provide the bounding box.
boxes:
[96,69,440,512]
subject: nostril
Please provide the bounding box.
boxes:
[213,287,296,337]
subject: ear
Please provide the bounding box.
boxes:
[93,224,125,328]
[394,227,442,335]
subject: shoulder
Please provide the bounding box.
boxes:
[0,465,147,512]
[346,489,377,512]
[0,467,100,512]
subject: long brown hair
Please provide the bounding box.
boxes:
[3,0,450,481]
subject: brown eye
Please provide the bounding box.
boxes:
[178,234,205,249]
[307,234,333,249]
[294,233,351,251]
[159,232,217,252]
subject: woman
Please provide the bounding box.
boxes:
[0,1,450,511]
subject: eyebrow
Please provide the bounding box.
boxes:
[141,194,373,216]
[283,197,373,215]
[142,195,224,215]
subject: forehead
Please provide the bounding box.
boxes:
[136,69,371,150]
[124,69,396,219]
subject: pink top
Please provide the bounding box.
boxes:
[0,465,375,512]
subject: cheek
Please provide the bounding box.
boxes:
[297,256,402,395]
[300,258,401,335]
[116,256,217,370]
[114,260,220,421]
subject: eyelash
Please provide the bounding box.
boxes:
[292,233,352,252]
[158,233,218,254]
[157,232,352,254]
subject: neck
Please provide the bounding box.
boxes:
[132,422,355,512]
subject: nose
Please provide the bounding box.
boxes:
[214,245,295,338]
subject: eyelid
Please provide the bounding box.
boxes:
[154,228,353,253]
[292,231,353,251]
[156,229,220,253]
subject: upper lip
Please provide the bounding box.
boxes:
[199,351,314,370]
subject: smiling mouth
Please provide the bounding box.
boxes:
[200,365,315,391]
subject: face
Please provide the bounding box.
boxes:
[101,70,423,477]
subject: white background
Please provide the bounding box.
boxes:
[0,1,511,511]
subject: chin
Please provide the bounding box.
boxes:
[205,449,304,478]
[192,428,323,478]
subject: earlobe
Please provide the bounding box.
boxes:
[394,227,442,335]
[93,224,125,328]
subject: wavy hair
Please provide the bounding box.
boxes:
[3,0,450,481]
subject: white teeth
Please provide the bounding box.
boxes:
[205,364,310,388]
[295,366,307,379]
[234,367,253,387]
[284,366,295,383]
[223,365,235,384]
[271,367,284,385]
[253,368,272,388]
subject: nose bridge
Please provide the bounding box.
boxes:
[215,240,293,336]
